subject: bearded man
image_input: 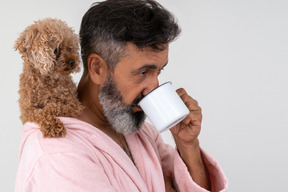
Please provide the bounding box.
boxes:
[15,0,228,191]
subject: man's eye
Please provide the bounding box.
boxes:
[158,68,164,75]
[140,71,147,76]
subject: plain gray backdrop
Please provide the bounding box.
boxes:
[1,0,287,191]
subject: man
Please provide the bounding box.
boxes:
[15,0,228,191]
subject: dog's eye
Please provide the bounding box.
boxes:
[54,48,59,55]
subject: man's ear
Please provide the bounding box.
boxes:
[87,53,108,85]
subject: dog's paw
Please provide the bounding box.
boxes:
[41,118,66,138]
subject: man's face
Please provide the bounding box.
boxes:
[99,74,146,134]
[99,43,169,134]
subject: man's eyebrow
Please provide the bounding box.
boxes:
[136,64,157,71]
[132,62,168,73]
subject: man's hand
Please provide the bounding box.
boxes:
[170,88,202,148]
[170,88,211,190]
[164,171,176,192]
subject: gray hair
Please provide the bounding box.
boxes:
[80,0,180,71]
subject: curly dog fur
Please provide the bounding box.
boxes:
[15,18,84,137]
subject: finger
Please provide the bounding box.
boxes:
[180,95,199,110]
[164,171,176,192]
[176,88,187,97]
[182,114,202,125]
[181,95,201,111]
[176,89,199,108]
[180,107,202,125]
[164,170,172,178]
[175,88,202,125]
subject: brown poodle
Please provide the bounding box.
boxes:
[14,18,84,138]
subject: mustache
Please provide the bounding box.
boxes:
[131,96,144,107]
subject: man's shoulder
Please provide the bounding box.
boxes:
[20,118,96,159]
[16,119,105,191]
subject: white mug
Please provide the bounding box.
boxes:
[138,82,189,132]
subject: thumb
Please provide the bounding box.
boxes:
[164,171,176,192]
[164,170,172,178]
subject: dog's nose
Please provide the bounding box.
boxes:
[68,60,75,67]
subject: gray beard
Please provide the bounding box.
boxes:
[98,75,146,134]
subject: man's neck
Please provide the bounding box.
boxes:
[78,107,134,160]
[77,71,110,130]
[77,71,128,149]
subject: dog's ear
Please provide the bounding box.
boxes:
[14,27,38,55]
[30,35,55,75]
[15,25,54,75]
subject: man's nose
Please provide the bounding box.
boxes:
[142,78,159,96]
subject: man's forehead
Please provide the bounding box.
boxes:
[114,42,169,71]
[124,42,169,55]
[134,62,168,71]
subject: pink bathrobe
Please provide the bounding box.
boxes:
[15,117,228,192]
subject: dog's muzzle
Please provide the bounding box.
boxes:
[68,60,75,67]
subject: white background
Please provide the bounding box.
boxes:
[1,0,287,191]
